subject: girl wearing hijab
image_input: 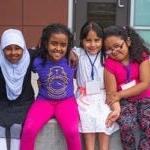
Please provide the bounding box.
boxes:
[0,29,36,150]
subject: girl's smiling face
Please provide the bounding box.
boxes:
[47,33,68,61]
[104,36,131,63]
[82,30,102,55]
[3,44,23,64]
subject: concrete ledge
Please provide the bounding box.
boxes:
[36,119,123,150]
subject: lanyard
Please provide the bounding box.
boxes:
[126,64,131,83]
[85,51,99,80]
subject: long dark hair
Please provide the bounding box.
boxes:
[103,25,150,63]
[80,21,105,65]
[38,23,73,64]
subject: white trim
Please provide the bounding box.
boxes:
[130,0,150,30]
[130,0,135,27]
[133,26,150,30]
[68,0,73,31]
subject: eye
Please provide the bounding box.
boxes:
[85,39,91,42]
[95,39,100,42]
[15,46,21,50]
[4,46,12,51]
[113,41,124,49]
[49,41,58,46]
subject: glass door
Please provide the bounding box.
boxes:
[74,0,130,45]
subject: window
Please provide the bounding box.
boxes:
[130,0,150,44]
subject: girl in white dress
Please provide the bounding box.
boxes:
[74,21,120,150]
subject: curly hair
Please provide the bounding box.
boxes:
[103,25,150,63]
[79,21,105,65]
[38,23,73,64]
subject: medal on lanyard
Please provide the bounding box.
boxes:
[126,64,131,83]
[85,51,99,80]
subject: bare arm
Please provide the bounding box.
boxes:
[104,68,117,93]
[69,50,79,68]
[104,68,120,104]
[104,69,121,127]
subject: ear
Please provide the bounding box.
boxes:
[126,37,131,47]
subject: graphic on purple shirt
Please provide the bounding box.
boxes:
[47,66,68,98]
[32,57,75,100]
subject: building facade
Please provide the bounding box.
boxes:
[0,0,150,47]
[0,0,68,48]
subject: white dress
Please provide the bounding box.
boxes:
[74,47,119,135]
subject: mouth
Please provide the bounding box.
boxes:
[12,56,20,60]
[50,52,64,60]
[52,52,63,58]
[52,50,63,54]
[87,49,99,54]
[9,55,19,60]
[88,48,97,51]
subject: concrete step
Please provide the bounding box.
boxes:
[35,119,123,150]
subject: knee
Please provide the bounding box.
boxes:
[22,120,38,138]
[64,126,79,139]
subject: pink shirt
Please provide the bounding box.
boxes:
[104,58,150,100]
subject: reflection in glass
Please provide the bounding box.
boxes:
[134,0,150,26]
[87,2,116,27]
[137,30,150,45]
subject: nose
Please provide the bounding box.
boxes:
[90,41,95,47]
[11,48,17,55]
[55,44,61,51]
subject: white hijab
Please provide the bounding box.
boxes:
[0,29,30,100]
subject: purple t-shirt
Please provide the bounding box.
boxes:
[32,57,75,100]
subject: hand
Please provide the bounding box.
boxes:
[77,95,90,105]
[69,50,78,68]
[106,92,121,106]
[105,110,120,128]
[77,96,90,111]
[37,79,41,88]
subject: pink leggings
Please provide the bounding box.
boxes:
[20,97,81,150]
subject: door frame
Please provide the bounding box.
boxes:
[73,0,131,45]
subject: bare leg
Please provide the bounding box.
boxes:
[98,133,109,150]
[83,133,96,150]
